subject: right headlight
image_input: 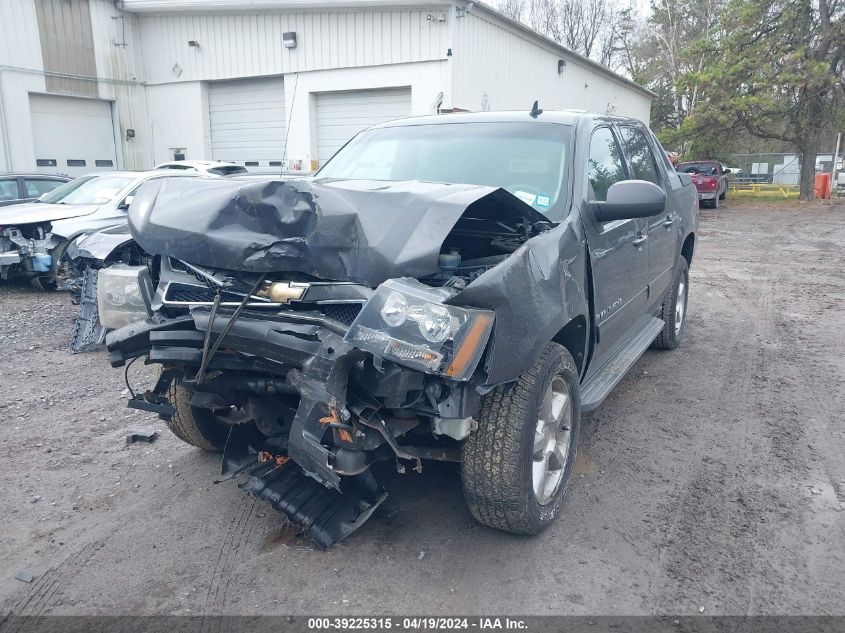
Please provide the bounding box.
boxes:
[97,264,154,330]
[344,278,494,381]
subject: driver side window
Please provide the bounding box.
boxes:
[588,127,626,202]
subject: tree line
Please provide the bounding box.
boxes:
[497,0,845,199]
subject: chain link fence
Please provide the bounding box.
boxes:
[723,152,844,198]
[725,153,801,185]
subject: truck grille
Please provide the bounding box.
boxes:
[162,282,363,325]
[321,304,362,325]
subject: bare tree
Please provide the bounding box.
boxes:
[494,0,644,74]
[497,0,527,21]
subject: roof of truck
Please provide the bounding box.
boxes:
[373,109,648,129]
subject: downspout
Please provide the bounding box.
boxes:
[0,68,12,171]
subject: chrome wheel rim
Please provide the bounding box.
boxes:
[532,376,572,505]
[674,278,687,335]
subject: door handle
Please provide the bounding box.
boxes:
[663,215,675,227]
[633,234,648,246]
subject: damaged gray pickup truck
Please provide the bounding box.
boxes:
[102,110,697,547]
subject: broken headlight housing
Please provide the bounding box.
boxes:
[344,278,493,381]
[97,265,154,330]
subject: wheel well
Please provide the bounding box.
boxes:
[681,233,695,266]
[552,315,587,374]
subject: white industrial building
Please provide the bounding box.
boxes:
[0,0,654,177]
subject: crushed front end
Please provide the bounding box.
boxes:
[102,176,552,547]
[105,259,494,547]
[0,223,60,280]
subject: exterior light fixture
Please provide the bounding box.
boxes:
[283,32,297,49]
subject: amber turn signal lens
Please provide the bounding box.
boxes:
[446,313,493,378]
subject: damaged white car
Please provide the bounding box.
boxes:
[0,171,194,290]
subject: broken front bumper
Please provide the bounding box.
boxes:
[107,307,462,547]
[108,309,365,486]
[0,229,60,277]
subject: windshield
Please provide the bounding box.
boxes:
[41,175,135,205]
[317,121,571,217]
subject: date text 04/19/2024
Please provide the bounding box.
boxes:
[307,617,529,630]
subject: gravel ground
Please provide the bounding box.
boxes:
[1,200,843,616]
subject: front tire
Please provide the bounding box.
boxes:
[166,378,230,450]
[461,343,580,535]
[653,257,689,350]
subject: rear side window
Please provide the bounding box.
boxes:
[619,126,660,186]
[588,127,626,201]
[25,178,65,197]
[0,178,18,201]
[208,165,248,176]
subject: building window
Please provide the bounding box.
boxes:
[67,159,86,167]
[95,159,114,167]
[36,159,57,167]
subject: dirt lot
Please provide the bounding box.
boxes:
[1,200,843,616]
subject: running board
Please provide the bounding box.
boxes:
[580,316,664,412]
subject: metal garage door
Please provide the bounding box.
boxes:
[29,94,117,178]
[315,88,412,167]
[209,77,286,170]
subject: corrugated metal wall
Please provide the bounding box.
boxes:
[0,0,44,70]
[0,0,151,171]
[88,0,150,169]
[137,8,450,84]
[33,0,99,97]
[450,10,652,123]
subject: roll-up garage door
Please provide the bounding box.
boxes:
[315,87,412,167]
[209,77,286,170]
[29,94,118,178]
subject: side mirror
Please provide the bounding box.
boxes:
[118,195,134,210]
[591,180,666,223]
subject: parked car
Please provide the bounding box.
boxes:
[154,160,248,176]
[0,171,195,289]
[0,173,71,207]
[102,110,697,547]
[676,160,729,208]
[65,172,312,351]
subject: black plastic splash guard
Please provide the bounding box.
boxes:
[220,424,386,549]
[239,464,387,549]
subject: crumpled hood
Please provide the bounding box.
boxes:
[0,202,101,226]
[129,177,547,287]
